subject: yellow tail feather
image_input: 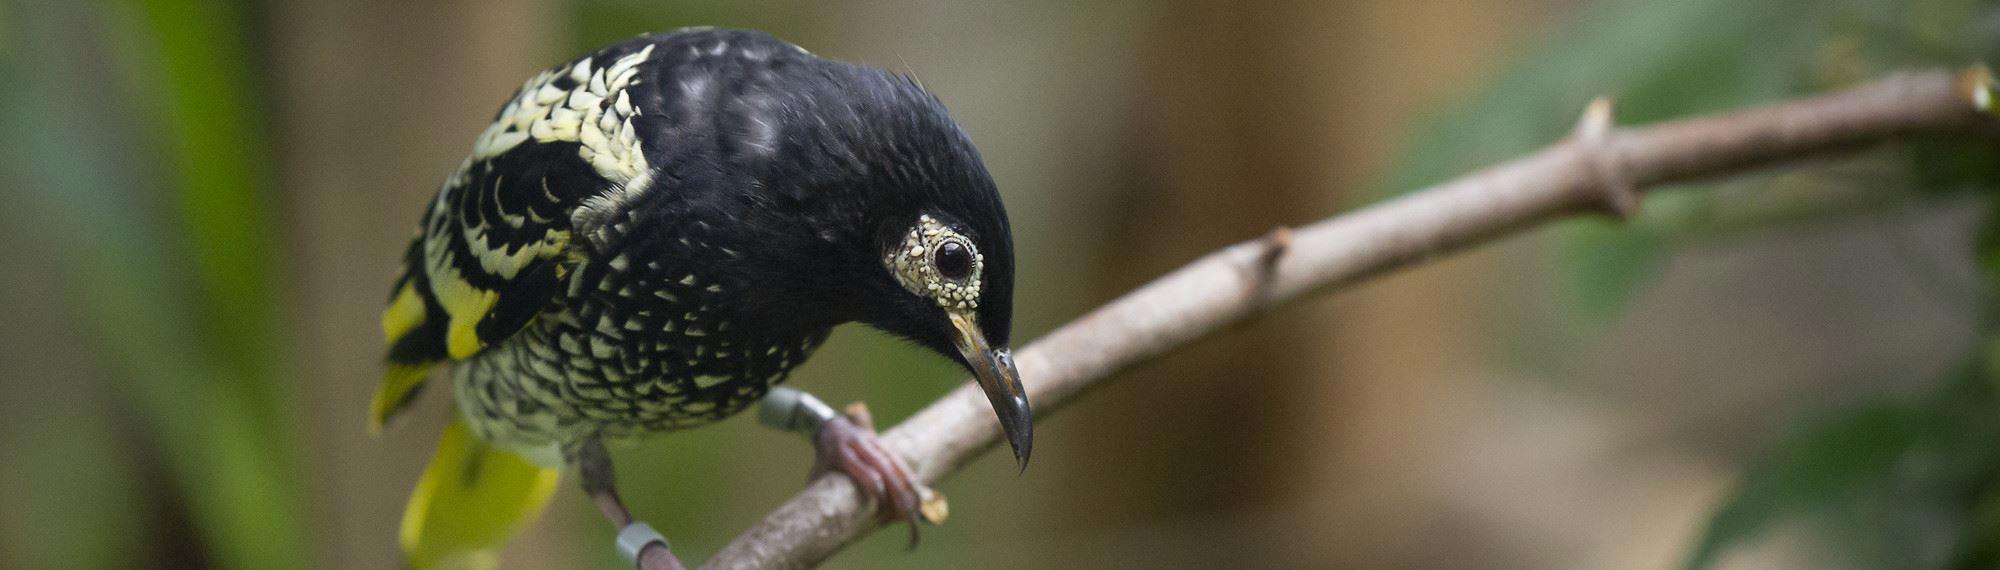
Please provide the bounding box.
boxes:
[401,420,561,570]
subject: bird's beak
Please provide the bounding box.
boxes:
[948,311,1033,470]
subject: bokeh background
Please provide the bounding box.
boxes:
[4,0,2000,568]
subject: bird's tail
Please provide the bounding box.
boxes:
[401,419,562,570]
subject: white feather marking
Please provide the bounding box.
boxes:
[589,335,616,359]
[533,82,566,104]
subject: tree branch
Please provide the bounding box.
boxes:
[701,66,2000,569]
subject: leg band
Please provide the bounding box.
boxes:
[758,386,839,437]
[616,522,668,565]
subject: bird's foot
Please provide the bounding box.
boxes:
[811,402,945,547]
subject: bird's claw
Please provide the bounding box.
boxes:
[812,402,939,547]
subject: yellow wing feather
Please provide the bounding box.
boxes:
[433,273,500,359]
[383,282,429,343]
[373,283,437,433]
[370,364,433,434]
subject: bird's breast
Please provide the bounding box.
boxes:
[559,239,830,430]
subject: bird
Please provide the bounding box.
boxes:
[370,27,1031,569]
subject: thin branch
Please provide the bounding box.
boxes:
[702,66,2000,569]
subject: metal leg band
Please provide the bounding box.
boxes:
[616,522,669,565]
[758,386,839,436]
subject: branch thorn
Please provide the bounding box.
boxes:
[1258,226,1293,271]
[1964,64,1996,117]
[1573,96,1639,218]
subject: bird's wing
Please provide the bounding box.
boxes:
[372,37,667,430]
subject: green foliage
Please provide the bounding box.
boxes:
[1688,117,2000,566]
[571,0,806,54]
[1685,359,2000,569]
[1377,0,2000,566]
[1,1,305,568]
[1377,0,2000,327]
[1558,190,1715,319]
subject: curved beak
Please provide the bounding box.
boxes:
[948,311,1033,470]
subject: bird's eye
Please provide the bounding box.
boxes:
[935,240,973,280]
[885,215,984,309]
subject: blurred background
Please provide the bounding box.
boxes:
[3,0,1999,568]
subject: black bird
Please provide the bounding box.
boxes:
[370,27,1030,569]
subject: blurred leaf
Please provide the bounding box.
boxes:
[1557,190,1715,318]
[0,1,308,568]
[1376,0,2000,326]
[115,0,289,433]
[1978,205,2000,296]
[1659,2,2000,562]
[1685,405,1916,569]
[0,94,151,570]
[1685,358,2000,569]
[99,0,309,563]
[1559,219,1668,319]
[2,402,148,570]
[571,0,806,54]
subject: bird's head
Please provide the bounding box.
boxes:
[871,207,1028,469]
[851,77,1031,470]
[728,55,1031,468]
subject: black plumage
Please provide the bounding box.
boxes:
[375,27,1030,566]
